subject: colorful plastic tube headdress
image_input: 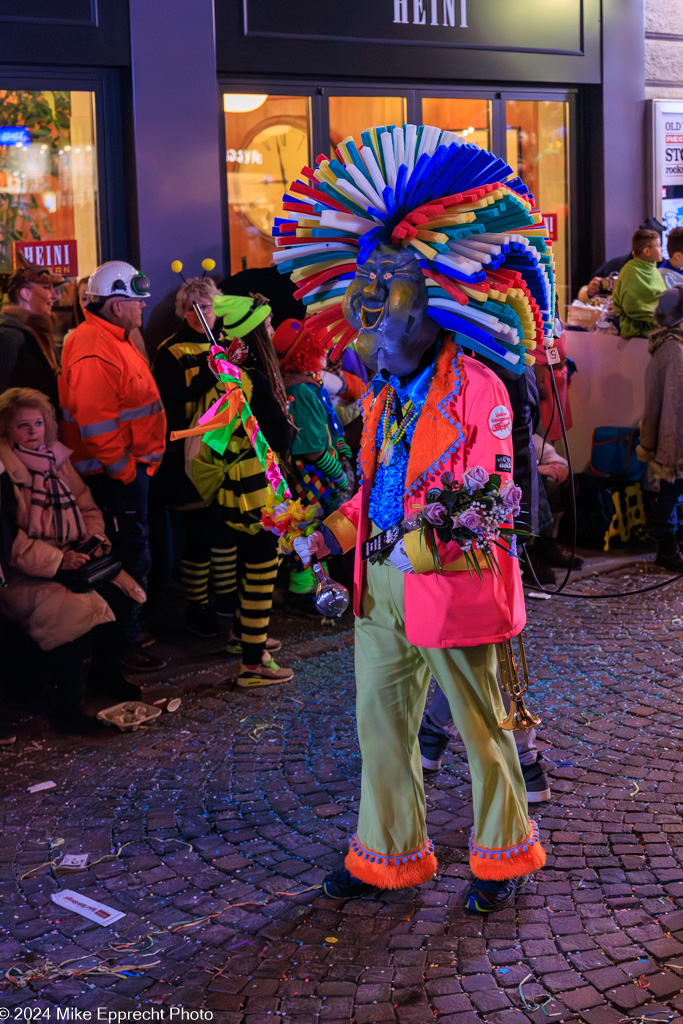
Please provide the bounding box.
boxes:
[273,124,555,375]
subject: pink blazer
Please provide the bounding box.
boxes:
[324,339,525,649]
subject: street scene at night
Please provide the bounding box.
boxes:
[3,1,683,1022]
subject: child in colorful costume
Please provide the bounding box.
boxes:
[277,124,553,912]
[272,317,354,605]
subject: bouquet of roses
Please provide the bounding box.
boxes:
[411,466,528,578]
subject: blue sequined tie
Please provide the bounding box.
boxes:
[368,378,419,531]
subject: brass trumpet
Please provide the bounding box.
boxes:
[496,633,541,731]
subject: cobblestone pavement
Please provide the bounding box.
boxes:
[3,561,683,1022]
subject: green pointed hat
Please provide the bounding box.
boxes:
[213,294,271,338]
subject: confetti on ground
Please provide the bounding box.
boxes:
[4,568,683,1018]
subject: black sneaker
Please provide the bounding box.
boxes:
[418,721,450,772]
[521,760,551,803]
[183,603,219,637]
[321,869,377,900]
[464,875,527,914]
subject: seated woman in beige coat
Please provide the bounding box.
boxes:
[0,388,145,734]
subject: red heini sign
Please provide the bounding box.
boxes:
[543,214,558,242]
[12,239,78,277]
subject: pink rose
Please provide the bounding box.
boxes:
[440,471,454,487]
[500,481,523,510]
[457,510,482,531]
[462,466,489,491]
[423,502,448,526]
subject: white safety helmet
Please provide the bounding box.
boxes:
[85,260,151,301]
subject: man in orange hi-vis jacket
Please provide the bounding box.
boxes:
[59,261,166,663]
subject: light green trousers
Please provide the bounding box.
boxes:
[352,557,531,875]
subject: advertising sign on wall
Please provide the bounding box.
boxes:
[543,213,558,242]
[242,0,585,54]
[12,239,78,277]
[650,101,683,255]
[654,102,683,186]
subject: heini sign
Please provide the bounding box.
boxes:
[12,239,78,277]
[242,0,583,53]
[393,0,468,26]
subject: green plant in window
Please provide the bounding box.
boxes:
[0,90,71,272]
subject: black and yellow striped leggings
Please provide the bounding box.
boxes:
[215,526,280,665]
[179,506,235,609]
[180,510,279,664]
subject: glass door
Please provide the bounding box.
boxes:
[328,95,407,158]
[421,96,492,151]
[219,85,573,307]
[223,91,312,275]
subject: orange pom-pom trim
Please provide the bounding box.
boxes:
[469,819,546,880]
[345,834,437,889]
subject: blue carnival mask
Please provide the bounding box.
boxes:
[342,243,440,377]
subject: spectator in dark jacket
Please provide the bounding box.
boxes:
[0,256,64,409]
[637,285,683,572]
[151,276,225,637]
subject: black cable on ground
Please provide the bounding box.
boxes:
[553,571,683,600]
[522,349,577,595]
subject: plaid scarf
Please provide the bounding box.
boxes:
[13,444,85,545]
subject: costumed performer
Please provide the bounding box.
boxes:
[152,272,226,638]
[278,122,551,912]
[181,294,296,686]
[272,317,355,612]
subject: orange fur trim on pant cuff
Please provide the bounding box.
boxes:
[469,820,546,881]
[345,834,437,889]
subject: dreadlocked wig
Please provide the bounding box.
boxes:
[273,124,555,376]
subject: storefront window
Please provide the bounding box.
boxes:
[224,93,310,275]
[506,99,570,312]
[421,97,491,151]
[329,96,406,158]
[221,88,571,306]
[0,89,99,281]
